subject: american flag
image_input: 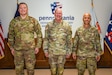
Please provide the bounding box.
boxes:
[90,0,103,51]
[51,2,62,14]
[105,13,112,54]
[0,20,5,59]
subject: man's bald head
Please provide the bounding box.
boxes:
[83,13,91,20]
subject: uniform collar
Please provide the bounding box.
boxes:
[53,19,63,25]
[18,15,29,21]
[83,25,91,29]
[82,25,92,31]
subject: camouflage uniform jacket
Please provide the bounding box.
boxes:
[8,16,42,50]
[43,20,72,55]
[72,26,102,57]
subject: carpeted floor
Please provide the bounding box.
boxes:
[0,68,112,75]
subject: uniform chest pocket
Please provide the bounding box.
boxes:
[58,28,67,37]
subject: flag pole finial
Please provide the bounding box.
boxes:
[91,0,94,8]
[17,0,19,4]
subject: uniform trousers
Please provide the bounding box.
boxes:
[76,57,97,75]
[14,49,36,75]
[49,55,66,75]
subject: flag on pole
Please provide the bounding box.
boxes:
[14,1,20,18]
[0,20,5,59]
[90,0,104,51]
[104,13,112,54]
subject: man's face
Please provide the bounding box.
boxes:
[54,9,62,21]
[83,14,91,25]
[18,4,28,15]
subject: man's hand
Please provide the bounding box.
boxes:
[35,48,39,54]
[72,54,77,60]
[45,52,49,57]
[10,48,15,56]
[96,55,101,61]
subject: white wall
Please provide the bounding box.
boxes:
[0,0,112,38]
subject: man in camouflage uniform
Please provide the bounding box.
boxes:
[43,8,72,75]
[8,2,42,75]
[72,13,102,75]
